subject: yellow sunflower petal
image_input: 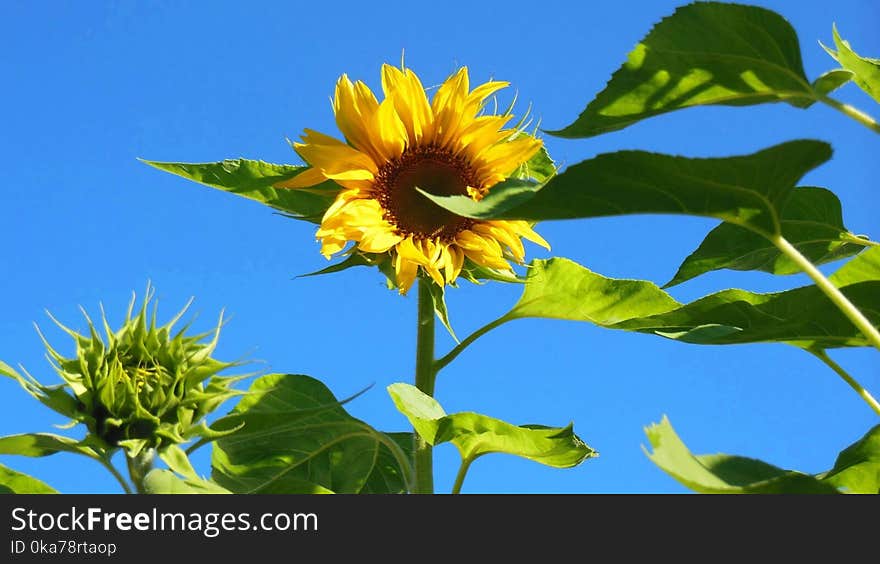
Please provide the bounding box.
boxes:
[474,135,542,179]
[318,236,348,258]
[431,67,471,148]
[396,235,430,266]
[382,64,433,145]
[507,220,551,250]
[473,222,526,263]
[358,228,403,254]
[319,188,365,223]
[456,115,518,162]
[275,166,326,189]
[439,243,464,284]
[334,75,378,158]
[455,230,510,270]
[294,128,378,181]
[367,97,407,161]
[462,80,510,116]
[394,252,419,294]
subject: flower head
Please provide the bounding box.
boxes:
[13,286,243,458]
[281,64,550,293]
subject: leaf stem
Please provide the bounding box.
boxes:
[98,455,133,494]
[807,348,880,416]
[434,316,513,374]
[413,278,437,494]
[772,235,880,351]
[373,431,415,494]
[841,233,879,247]
[451,456,476,495]
[820,96,880,134]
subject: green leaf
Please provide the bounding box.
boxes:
[298,252,377,278]
[665,186,870,287]
[788,70,853,109]
[298,251,400,290]
[644,416,839,494]
[830,244,880,286]
[143,469,232,494]
[0,463,58,494]
[387,383,596,468]
[812,70,854,97]
[821,424,880,494]
[499,254,880,349]
[822,25,880,104]
[424,277,458,342]
[0,433,100,459]
[211,374,409,494]
[424,141,832,238]
[549,2,814,138]
[506,257,680,325]
[142,159,339,223]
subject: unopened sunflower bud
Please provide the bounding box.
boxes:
[35,285,244,457]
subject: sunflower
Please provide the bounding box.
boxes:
[280,64,550,294]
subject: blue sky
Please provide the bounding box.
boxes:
[1,0,878,494]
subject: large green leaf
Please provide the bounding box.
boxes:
[643,416,840,494]
[829,244,880,286]
[0,463,58,494]
[211,374,409,494]
[822,25,880,104]
[549,2,815,138]
[387,383,595,468]
[143,469,232,494]
[506,258,680,325]
[665,187,872,287]
[424,141,832,238]
[0,433,100,459]
[142,159,338,222]
[490,253,880,349]
[820,424,880,494]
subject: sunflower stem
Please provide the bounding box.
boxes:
[125,449,155,494]
[413,278,437,494]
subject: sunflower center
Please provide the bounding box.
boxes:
[375,145,478,241]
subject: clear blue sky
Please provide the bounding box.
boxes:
[2,0,878,494]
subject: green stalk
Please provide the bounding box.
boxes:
[821,96,880,134]
[451,456,476,495]
[434,316,512,374]
[99,456,133,494]
[413,278,437,494]
[772,235,880,352]
[808,349,880,417]
[125,449,155,494]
